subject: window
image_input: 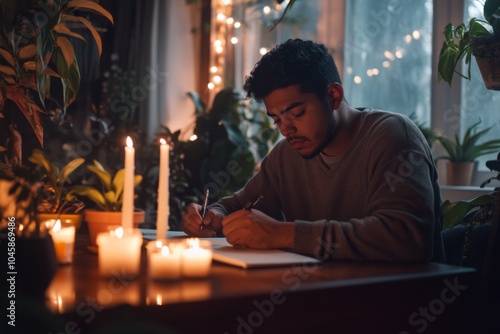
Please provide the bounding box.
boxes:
[344,0,433,127]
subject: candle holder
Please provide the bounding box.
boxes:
[181,238,213,278]
[46,219,76,265]
[147,239,184,280]
[96,226,142,277]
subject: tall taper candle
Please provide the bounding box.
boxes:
[156,138,169,239]
[122,136,135,230]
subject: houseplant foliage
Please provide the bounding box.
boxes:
[437,120,500,162]
[28,148,85,214]
[0,0,114,163]
[185,88,280,199]
[71,160,142,212]
[437,0,500,87]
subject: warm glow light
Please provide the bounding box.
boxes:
[412,30,421,39]
[159,138,166,145]
[52,219,61,233]
[217,13,226,21]
[353,76,362,84]
[367,69,373,76]
[346,66,353,75]
[405,34,412,44]
[156,294,163,306]
[231,37,238,44]
[210,66,218,73]
[215,45,223,54]
[395,50,404,59]
[214,40,222,47]
[383,61,391,68]
[263,6,271,14]
[222,0,231,5]
[384,51,395,61]
[373,68,379,75]
[187,238,200,249]
[161,246,170,256]
[113,227,124,239]
[126,136,133,148]
[234,21,241,28]
[213,75,222,84]
[190,134,198,141]
[259,47,268,55]
[226,17,234,25]
[207,82,215,90]
[155,240,163,248]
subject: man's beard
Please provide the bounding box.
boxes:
[300,126,337,159]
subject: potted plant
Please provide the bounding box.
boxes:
[26,148,85,228]
[0,0,113,164]
[437,120,500,185]
[70,160,144,251]
[437,0,500,89]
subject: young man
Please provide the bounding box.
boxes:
[182,39,445,262]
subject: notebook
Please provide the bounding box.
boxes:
[139,229,322,269]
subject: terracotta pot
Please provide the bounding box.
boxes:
[446,161,475,186]
[473,40,500,90]
[84,210,145,251]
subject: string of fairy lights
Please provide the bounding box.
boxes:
[208,0,290,99]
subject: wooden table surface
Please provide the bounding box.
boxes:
[42,233,477,334]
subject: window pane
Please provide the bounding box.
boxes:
[343,0,433,126]
[462,0,500,171]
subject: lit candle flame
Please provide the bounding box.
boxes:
[155,240,163,248]
[114,227,124,238]
[126,136,133,148]
[161,246,170,256]
[52,219,61,233]
[156,294,163,306]
[160,138,167,146]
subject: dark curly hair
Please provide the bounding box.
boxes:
[243,39,341,102]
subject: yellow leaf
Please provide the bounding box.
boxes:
[54,23,85,41]
[56,36,75,69]
[18,45,36,59]
[0,48,14,66]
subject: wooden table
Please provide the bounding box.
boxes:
[42,234,476,334]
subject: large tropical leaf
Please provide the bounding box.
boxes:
[59,158,85,184]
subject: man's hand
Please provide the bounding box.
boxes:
[182,203,223,237]
[222,209,294,249]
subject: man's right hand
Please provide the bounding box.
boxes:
[182,203,223,237]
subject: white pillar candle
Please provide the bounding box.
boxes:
[49,219,76,264]
[122,136,135,230]
[156,139,169,240]
[148,240,181,280]
[181,238,212,278]
[96,227,142,277]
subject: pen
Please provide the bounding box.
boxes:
[244,195,263,210]
[200,189,209,230]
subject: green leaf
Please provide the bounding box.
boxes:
[442,194,497,229]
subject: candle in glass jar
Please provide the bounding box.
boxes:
[182,238,212,278]
[96,227,142,277]
[122,136,135,230]
[148,241,181,280]
[49,219,76,264]
[156,139,169,240]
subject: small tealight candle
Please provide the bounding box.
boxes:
[96,227,142,277]
[181,238,212,278]
[49,219,76,264]
[147,240,182,280]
